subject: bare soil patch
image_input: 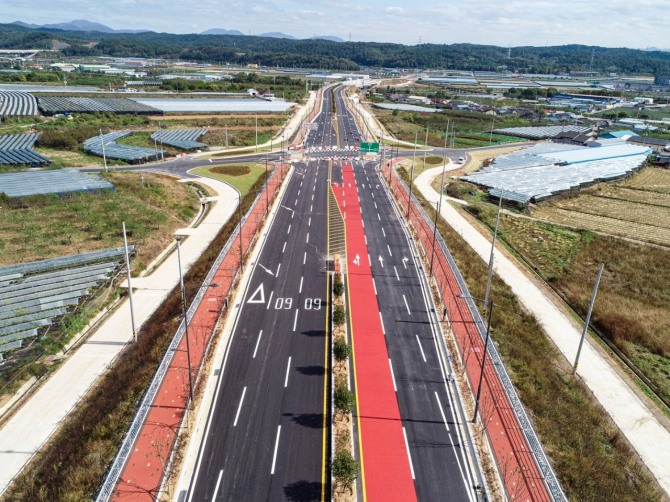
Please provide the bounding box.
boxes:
[210,165,251,176]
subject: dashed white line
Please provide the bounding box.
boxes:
[394,266,400,281]
[403,294,411,315]
[299,276,304,294]
[271,426,281,474]
[253,330,263,358]
[374,201,378,209]
[266,291,274,310]
[389,358,397,391]
[287,224,291,234]
[415,335,427,363]
[364,235,368,245]
[297,189,301,196]
[377,213,381,221]
[303,251,307,264]
[276,263,281,277]
[402,427,416,480]
[282,241,287,253]
[379,312,386,335]
[372,278,377,295]
[306,232,310,244]
[233,387,247,427]
[211,469,224,501]
[284,356,292,387]
[311,194,314,201]
[294,198,298,206]
[381,227,386,237]
[310,204,313,212]
[293,309,299,331]
[368,254,371,266]
[308,217,312,226]
[387,244,393,257]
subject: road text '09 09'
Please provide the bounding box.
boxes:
[273,297,321,310]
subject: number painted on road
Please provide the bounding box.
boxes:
[304,298,322,310]
[274,297,293,310]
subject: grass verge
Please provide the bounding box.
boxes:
[191,163,266,197]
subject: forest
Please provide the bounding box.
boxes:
[2,22,670,74]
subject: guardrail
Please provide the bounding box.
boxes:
[387,168,567,502]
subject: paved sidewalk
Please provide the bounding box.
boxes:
[0,177,239,495]
[414,166,670,496]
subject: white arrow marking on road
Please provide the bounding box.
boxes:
[353,254,360,266]
[402,257,409,269]
[378,256,384,268]
[247,283,266,304]
[258,264,274,276]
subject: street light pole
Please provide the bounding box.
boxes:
[484,190,504,308]
[176,238,194,406]
[429,129,450,276]
[407,131,418,217]
[473,300,494,423]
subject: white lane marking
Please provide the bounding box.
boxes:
[310,204,313,212]
[372,278,377,296]
[382,227,386,237]
[211,469,224,501]
[282,241,287,253]
[253,330,263,358]
[343,200,346,208]
[276,263,281,277]
[377,213,381,221]
[402,427,416,480]
[287,224,291,234]
[374,201,378,209]
[364,235,368,245]
[308,217,312,226]
[297,189,301,196]
[271,426,281,474]
[293,309,299,331]
[294,198,298,206]
[303,251,307,265]
[371,193,375,199]
[233,387,247,426]
[416,335,427,363]
[403,294,411,315]
[284,356,292,387]
[379,312,386,335]
[389,358,397,391]
[311,194,314,201]
[299,276,304,293]
[313,185,316,192]
[266,291,274,310]
[368,254,371,266]
[300,181,303,187]
[362,220,364,228]
[291,211,295,219]
[394,266,400,281]
[387,244,393,257]
[306,232,310,244]
[434,392,450,432]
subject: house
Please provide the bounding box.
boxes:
[600,130,638,140]
[554,130,595,146]
[627,136,670,152]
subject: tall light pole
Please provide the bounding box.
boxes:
[573,263,604,374]
[176,237,194,406]
[423,125,429,168]
[484,190,504,309]
[255,114,258,153]
[407,131,418,217]
[429,129,449,277]
[458,294,494,423]
[122,222,137,343]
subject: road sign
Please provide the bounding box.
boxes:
[359,142,380,153]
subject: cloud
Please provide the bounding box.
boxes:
[384,6,406,15]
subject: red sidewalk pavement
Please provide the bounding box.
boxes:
[387,166,550,502]
[333,164,417,502]
[111,166,285,500]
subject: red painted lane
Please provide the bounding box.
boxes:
[112,167,285,500]
[334,164,417,502]
[387,168,550,502]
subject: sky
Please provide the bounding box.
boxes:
[3,0,669,49]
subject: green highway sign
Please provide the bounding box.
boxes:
[359,142,380,153]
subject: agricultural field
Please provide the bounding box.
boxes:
[533,167,670,246]
[373,107,533,148]
[463,165,670,407]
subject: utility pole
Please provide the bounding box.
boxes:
[122,222,137,342]
[176,238,194,406]
[484,190,504,309]
[407,131,418,217]
[423,125,429,167]
[429,129,449,276]
[255,114,258,153]
[573,263,604,374]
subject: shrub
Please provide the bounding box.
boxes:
[334,337,352,362]
[333,305,345,326]
[333,281,344,297]
[332,450,358,488]
[334,382,355,414]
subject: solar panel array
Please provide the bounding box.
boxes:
[494,125,590,140]
[83,131,164,162]
[0,91,38,116]
[151,129,208,150]
[0,133,51,166]
[0,247,132,360]
[0,168,114,197]
[462,143,651,203]
[37,96,161,115]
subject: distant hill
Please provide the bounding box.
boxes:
[201,28,245,36]
[259,32,295,39]
[12,19,146,34]
[310,35,344,43]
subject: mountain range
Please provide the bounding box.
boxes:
[12,19,344,41]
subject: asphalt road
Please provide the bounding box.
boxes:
[186,89,339,501]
